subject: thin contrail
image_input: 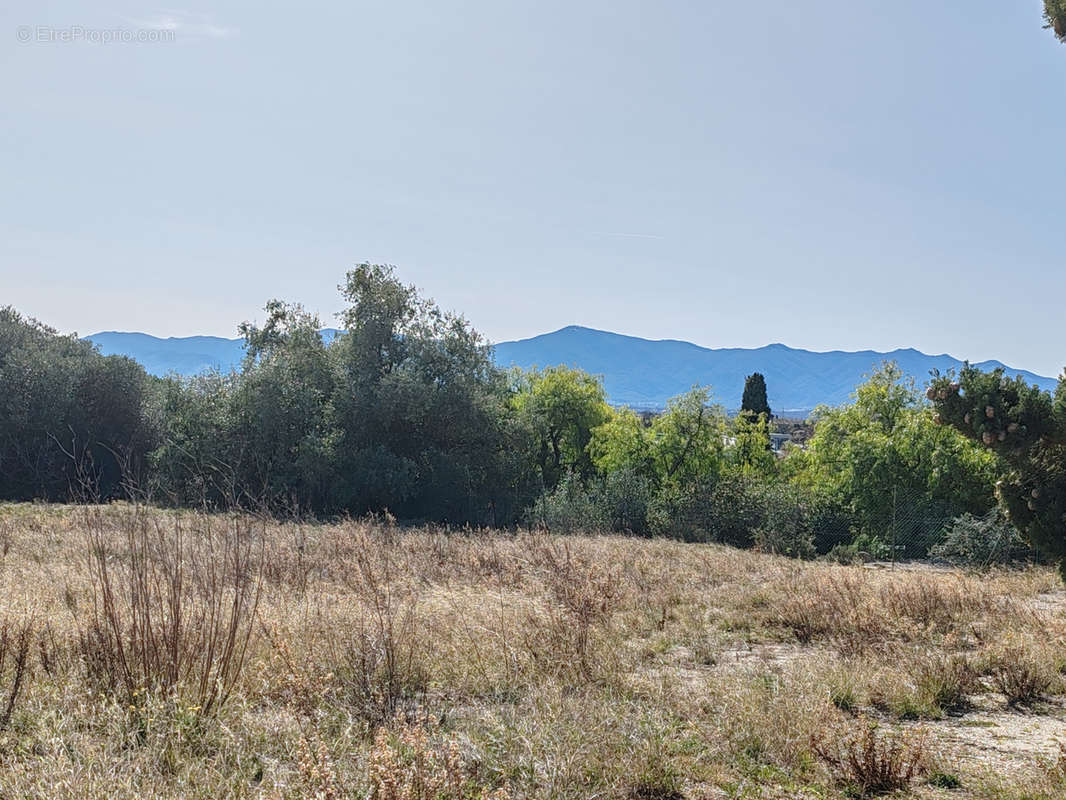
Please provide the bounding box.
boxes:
[589,231,665,240]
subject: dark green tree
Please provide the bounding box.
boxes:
[0,307,154,500]
[328,264,525,523]
[148,372,239,506]
[930,366,1066,578]
[740,372,771,419]
[1046,0,1066,42]
[232,301,336,510]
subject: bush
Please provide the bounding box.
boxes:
[599,469,653,535]
[754,483,818,559]
[986,645,1055,706]
[78,507,262,716]
[645,475,851,557]
[648,473,776,546]
[812,717,928,796]
[527,473,608,534]
[707,474,766,547]
[807,493,856,555]
[826,534,891,564]
[931,513,1035,567]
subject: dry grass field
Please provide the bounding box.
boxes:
[1,503,1065,799]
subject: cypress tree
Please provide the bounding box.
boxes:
[741,372,771,419]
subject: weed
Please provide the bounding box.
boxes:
[0,617,34,731]
[77,507,262,715]
[812,717,928,795]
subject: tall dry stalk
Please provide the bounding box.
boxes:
[335,524,426,723]
[0,617,34,731]
[525,538,622,679]
[78,506,262,715]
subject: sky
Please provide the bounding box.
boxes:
[2,1,1065,375]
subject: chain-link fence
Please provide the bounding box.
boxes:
[529,474,1038,566]
[838,486,1036,567]
[877,487,955,562]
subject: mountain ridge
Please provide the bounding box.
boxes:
[86,325,1059,416]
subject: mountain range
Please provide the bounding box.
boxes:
[86,326,1059,417]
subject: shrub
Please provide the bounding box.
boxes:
[986,646,1055,706]
[807,493,857,555]
[600,468,653,535]
[650,474,803,547]
[368,713,508,800]
[754,483,817,559]
[931,513,1035,567]
[851,533,892,561]
[825,543,865,565]
[706,474,765,547]
[928,771,961,789]
[754,524,814,559]
[527,473,608,534]
[812,717,928,795]
[78,507,262,715]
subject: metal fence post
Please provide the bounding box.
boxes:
[891,485,897,566]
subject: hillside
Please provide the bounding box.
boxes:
[87,326,1058,415]
[494,326,1059,414]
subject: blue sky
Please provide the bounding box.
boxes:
[2,1,1064,375]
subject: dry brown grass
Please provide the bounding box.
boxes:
[78,506,262,715]
[985,638,1060,706]
[812,717,928,795]
[0,615,34,730]
[0,502,1063,798]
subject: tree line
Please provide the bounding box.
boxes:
[1,265,1063,573]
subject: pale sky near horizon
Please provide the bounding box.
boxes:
[2,2,1065,375]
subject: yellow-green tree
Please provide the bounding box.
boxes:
[514,366,610,489]
[588,407,652,476]
[729,411,777,477]
[648,387,726,491]
[794,363,997,552]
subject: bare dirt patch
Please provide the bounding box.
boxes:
[931,701,1066,774]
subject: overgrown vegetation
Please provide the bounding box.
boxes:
[6,266,1055,568]
[930,365,1066,576]
[78,507,262,715]
[0,504,1062,798]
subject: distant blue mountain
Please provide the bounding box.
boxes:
[87,332,248,377]
[493,327,1059,415]
[87,329,343,377]
[86,326,1059,416]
